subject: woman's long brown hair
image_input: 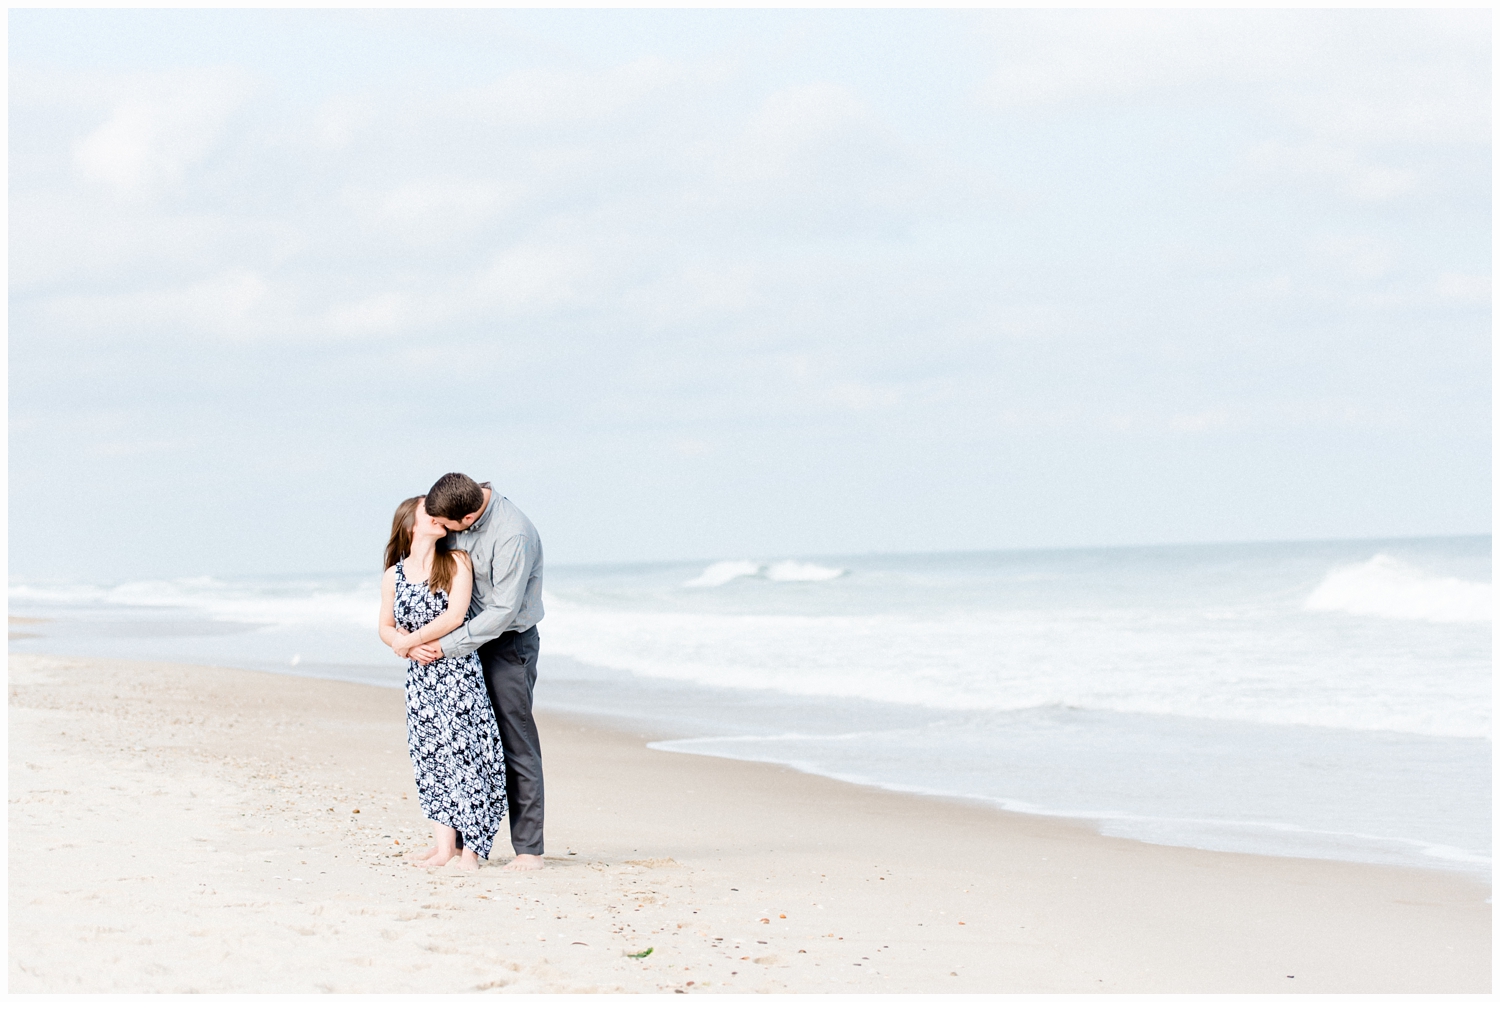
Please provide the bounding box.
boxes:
[383,496,457,594]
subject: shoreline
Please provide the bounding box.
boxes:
[8,633,1488,876]
[10,540,1493,889]
[9,653,1493,992]
[635,740,1496,882]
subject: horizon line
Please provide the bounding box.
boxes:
[6,530,1490,584]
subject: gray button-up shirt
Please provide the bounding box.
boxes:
[437,487,545,658]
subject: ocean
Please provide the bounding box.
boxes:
[9,535,1490,878]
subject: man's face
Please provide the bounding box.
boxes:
[436,510,483,533]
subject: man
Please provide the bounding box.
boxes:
[403,472,546,870]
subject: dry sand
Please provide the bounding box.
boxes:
[7,652,1491,993]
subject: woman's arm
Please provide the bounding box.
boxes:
[393,553,474,649]
[378,565,407,655]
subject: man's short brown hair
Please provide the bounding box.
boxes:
[425,472,485,520]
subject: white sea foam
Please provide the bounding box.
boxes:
[765,560,846,582]
[683,559,846,587]
[9,577,380,627]
[683,560,763,587]
[1304,554,1491,623]
[540,593,1491,739]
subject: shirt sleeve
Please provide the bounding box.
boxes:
[438,535,530,658]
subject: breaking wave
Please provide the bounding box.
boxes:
[1304,555,1491,624]
[539,594,1490,739]
[7,576,379,628]
[684,559,846,588]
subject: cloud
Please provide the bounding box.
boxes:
[822,381,902,412]
[339,179,520,248]
[7,197,250,293]
[1242,142,1418,203]
[312,240,604,338]
[89,437,202,458]
[465,58,683,128]
[470,242,598,316]
[71,68,252,197]
[40,269,273,339]
[320,290,417,337]
[619,261,759,330]
[976,9,1489,146]
[5,10,1490,577]
[1435,274,1490,303]
[1169,409,1232,433]
[1311,235,1395,281]
[724,83,879,183]
[979,9,1233,109]
[704,82,945,236]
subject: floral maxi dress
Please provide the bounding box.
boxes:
[394,560,508,859]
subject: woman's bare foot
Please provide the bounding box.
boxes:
[410,844,439,862]
[503,854,545,871]
[456,848,481,871]
[414,847,456,867]
[414,823,459,866]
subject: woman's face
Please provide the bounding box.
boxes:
[412,498,446,539]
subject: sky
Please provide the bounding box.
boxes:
[7,8,1491,581]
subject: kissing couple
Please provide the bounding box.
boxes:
[378,472,546,871]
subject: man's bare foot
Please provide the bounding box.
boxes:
[503,853,545,871]
[456,849,481,871]
[414,847,456,867]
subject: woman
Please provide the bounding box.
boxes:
[379,495,507,869]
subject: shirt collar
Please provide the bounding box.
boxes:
[468,483,498,533]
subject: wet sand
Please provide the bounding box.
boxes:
[8,653,1491,993]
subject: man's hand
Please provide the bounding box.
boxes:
[409,642,444,665]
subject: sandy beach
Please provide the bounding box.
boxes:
[8,652,1490,993]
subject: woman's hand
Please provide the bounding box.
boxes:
[409,642,444,665]
[391,631,442,663]
[391,626,418,657]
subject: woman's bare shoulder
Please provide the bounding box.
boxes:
[452,550,473,568]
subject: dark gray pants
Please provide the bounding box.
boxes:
[473,625,544,856]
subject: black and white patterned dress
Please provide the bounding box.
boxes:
[394,559,508,859]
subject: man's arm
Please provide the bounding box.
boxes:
[439,535,533,658]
